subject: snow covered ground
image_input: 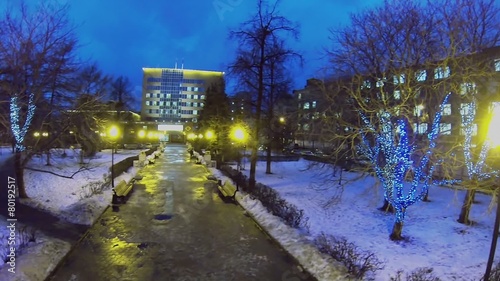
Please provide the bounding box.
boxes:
[212,159,497,281]
[0,147,497,280]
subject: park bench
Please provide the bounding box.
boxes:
[217,179,238,201]
[112,180,133,204]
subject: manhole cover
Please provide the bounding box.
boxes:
[154,214,173,220]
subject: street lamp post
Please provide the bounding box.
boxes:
[484,103,500,281]
[231,126,246,171]
[108,125,119,192]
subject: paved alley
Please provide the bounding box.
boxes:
[47,144,315,281]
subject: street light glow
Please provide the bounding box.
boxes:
[138,130,146,138]
[232,127,246,142]
[108,125,119,139]
[205,130,214,139]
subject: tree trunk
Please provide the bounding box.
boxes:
[249,145,257,190]
[14,152,28,198]
[390,207,405,240]
[390,221,404,241]
[46,150,51,166]
[265,145,272,174]
[423,189,430,202]
[379,199,395,213]
[458,189,476,225]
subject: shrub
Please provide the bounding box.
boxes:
[389,267,441,281]
[219,164,309,230]
[80,180,106,199]
[314,233,384,279]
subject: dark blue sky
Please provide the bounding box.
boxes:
[8,0,383,102]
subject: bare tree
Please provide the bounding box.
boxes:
[229,0,300,188]
[110,75,135,112]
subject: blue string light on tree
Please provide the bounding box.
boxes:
[461,100,497,181]
[358,93,450,225]
[10,93,36,152]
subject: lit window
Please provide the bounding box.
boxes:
[434,66,450,79]
[145,101,150,106]
[304,102,310,109]
[413,123,428,134]
[443,104,451,115]
[460,123,477,136]
[201,95,205,99]
[193,110,198,114]
[146,93,151,98]
[495,59,500,71]
[439,123,452,134]
[460,83,476,96]
[393,74,405,85]
[460,103,475,116]
[312,101,317,108]
[376,78,385,87]
[414,104,424,117]
[415,70,426,82]
[298,93,302,100]
[393,90,401,100]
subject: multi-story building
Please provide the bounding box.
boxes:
[229,91,253,122]
[141,67,224,142]
[293,46,500,166]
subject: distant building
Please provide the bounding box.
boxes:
[141,67,224,142]
[229,91,253,121]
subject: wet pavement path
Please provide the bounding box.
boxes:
[48,144,315,281]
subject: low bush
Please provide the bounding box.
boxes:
[314,233,384,279]
[219,164,309,230]
[389,267,441,281]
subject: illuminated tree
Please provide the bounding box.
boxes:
[456,99,499,224]
[358,94,449,240]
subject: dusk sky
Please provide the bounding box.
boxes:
[7,0,384,105]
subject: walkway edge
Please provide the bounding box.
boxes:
[43,204,111,281]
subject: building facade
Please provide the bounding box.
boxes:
[141,67,224,141]
[141,67,224,123]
